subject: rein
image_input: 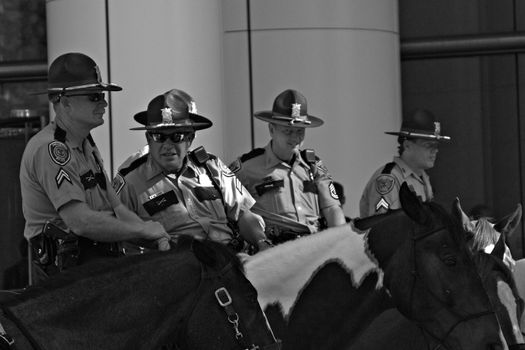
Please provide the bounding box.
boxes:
[408,225,496,350]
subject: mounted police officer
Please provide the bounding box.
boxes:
[230,89,346,245]
[19,52,170,282]
[113,89,272,254]
[359,109,451,217]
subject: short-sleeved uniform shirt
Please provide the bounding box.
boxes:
[113,151,254,245]
[230,142,340,233]
[359,156,433,218]
[20,121,119,240]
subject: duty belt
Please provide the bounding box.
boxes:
[265,225,310,245]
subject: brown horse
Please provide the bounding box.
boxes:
[0,237,281,350]
[243,183,503,350]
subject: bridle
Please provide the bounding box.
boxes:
[175,259,281,350]
[406,224,496,350]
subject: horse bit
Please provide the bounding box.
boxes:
[408,224,496,350]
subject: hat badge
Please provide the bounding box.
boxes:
[94,65,102,84]
[161,108,173,123]
[289,103,311,125]
[189,101,197,114]
[434,122,441,136]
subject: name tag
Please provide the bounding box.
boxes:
[303,180,318,194]
[255,179,284,196]
[143,190,179,215]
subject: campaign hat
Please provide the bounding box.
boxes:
[385,109,451,141]
[131,89,212,131]
[40,52,122,95]
[254,89,324,128]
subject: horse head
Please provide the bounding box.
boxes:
[356,182,504,350]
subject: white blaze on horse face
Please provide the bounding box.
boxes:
[514,259,525,334]
[497,280,525,345]
[243,224,383,318]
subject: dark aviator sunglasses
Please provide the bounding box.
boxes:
[64,92,105,102]
[148,132,195,143]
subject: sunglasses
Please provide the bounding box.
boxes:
[64,92,105,102]
[148,132,195,143]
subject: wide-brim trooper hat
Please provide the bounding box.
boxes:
[131,89,212,131]
[36,52,122,95]
[254,89,324,128]
[385,109,451,141]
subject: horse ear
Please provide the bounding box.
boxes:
[399,182,429,224]
[192,239,219,268]
[494,203,522,237]
[452,197,475,233]
[491,231,506,260]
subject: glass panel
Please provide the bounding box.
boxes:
[0,0,47,62]
[399,0,515,39]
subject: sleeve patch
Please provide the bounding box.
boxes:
[48,141,71,166]
[375,197,390,212]
[56,168,72,188]
[112,173,126,195]
[328,181,339,200]
[375,175,395,195]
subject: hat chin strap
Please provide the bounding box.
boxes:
[272,115,312,125]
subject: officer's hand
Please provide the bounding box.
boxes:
[142,220,170,240]
[256,239,273,253]
[156,237,171,251]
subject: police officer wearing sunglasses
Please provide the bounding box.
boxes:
[113,89,272,254]
[20,53,170,282]
[359,109,451,218]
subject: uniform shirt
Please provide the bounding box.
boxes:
[230,142,340,233]
[359,156,433,218]
[113,151,254,245]
[20,121,119,240]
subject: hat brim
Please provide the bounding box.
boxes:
[130,111,213,131]
[254,110,324,128]
[385,131,451,141]
[32,82,123,95]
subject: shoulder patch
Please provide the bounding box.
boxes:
[119,155,148,177]
[240,148,265,163]
[328,181,339,200]
[229,159,241,173]
[375,174,395,195]
[112,173,126,195]
[48,141,71,166]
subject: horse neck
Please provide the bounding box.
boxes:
[4,251,201,349]
[244,223,384,318]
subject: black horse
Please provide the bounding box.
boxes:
[0,237,281,350]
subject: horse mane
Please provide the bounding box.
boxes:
[469,218,500,252]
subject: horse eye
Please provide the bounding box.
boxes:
[439,248,457,266]
[444,289,455,306]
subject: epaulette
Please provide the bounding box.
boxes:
[119,154,148,177]
[381,162,396,174]
[240,148,265,163]
[54,125,67,142]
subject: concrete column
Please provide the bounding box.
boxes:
[46,0,225,176]
[223,0,401,217]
